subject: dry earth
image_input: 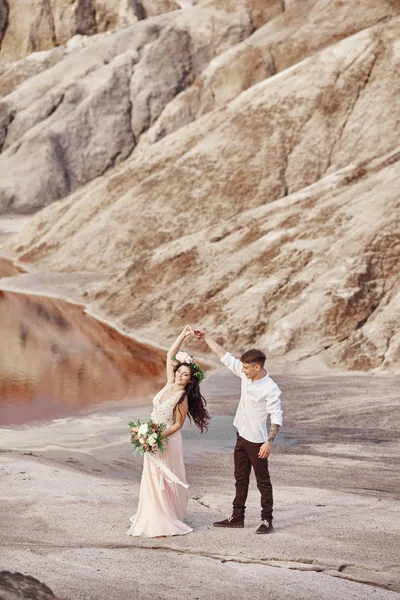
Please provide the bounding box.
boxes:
[0,369,399,600]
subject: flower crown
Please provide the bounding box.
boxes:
[173,351,206,383]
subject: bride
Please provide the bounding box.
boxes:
[127,325,210,537]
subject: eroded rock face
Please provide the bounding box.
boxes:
[4,15,400,372]
[0,571,61,600]
[0,3,257,212]
[0,0,281,67]
[1,1,398,215]
[1,1,400,372]
[141,0,400,146]
[0,0,181,66]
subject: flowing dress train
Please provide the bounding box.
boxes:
[126,384,193,537]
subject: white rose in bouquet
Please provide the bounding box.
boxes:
[148,434,157,446]
[138,423,149,436]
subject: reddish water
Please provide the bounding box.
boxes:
[0,288,165,426]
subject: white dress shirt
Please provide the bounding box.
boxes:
[220,352,283,443]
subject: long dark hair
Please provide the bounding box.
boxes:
[173,363,210,433]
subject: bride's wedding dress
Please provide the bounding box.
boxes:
[126,383,193,537]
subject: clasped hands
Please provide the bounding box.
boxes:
[180,325,206,340]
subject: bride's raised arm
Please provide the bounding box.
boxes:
[166,325,193,384]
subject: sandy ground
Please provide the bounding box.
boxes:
[0,368,399,600]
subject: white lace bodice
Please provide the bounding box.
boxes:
[150,383,183,428]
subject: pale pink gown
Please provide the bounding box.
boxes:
[126,383,193,537]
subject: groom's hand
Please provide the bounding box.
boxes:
[193,329,206,339]
[258,441,272,459]
[193,330,226,359]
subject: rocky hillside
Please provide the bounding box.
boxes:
[1,0,400,372]
[0,0,184,66]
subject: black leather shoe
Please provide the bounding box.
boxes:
[213,516,244,528]
[255,520,273,534]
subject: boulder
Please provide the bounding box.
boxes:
[0,571,61,600]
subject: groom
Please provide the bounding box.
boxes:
[193,329,282,534]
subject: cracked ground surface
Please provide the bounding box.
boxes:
[0,367,399,599]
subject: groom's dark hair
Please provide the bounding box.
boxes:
[240,348,266,367]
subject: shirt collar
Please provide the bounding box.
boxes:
[249,369,269,383]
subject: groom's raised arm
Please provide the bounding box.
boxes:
[193,330,226,358]
[193,330,243,378]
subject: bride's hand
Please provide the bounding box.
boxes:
[181,325,193,339]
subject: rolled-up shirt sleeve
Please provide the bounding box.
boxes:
[266,382,283,426]
[220,352,243,378]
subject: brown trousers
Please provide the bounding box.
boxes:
[232,433,273,522]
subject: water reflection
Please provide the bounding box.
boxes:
[0,288,165,426]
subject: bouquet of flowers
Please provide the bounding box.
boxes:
[128,419,169,455]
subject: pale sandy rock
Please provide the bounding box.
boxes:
[129,26,195,141]
[94,0,181,31]
[0,49,137,211]
[1,2,400,372]
[4,21,400,372]
[0,47,67,98]
[94,0,139,32]
[0,1,287,213]
[0,0,181,66]
[203,0,283,30]
[142,0,180,18]
[175,0,195,7]
[141,0,400,146]
[0,0,276,67]
[0,0,89,66]
[0,4,255,212]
